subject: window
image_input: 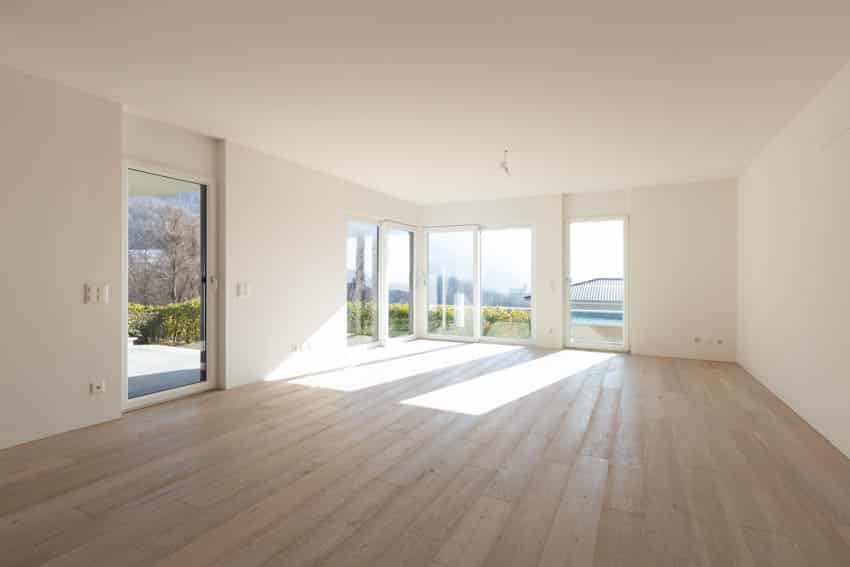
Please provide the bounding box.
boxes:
[481,228,532,339]
[346,220,379,345]
[386,227,414,338]
[427,230,475,337]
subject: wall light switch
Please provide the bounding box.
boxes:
[237,282,252,298]
[84,284,94,304]
[84,284,110,304]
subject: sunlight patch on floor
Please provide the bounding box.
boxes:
[289,343,522,392]
[401,350,614,415]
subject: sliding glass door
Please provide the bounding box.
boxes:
[566,218,627,350]
[427,229,477,338]
[425,226,533,342]
[481,228,532,340]
[127,168,209,401]
[346,220,379,346]
[384,226,414,339]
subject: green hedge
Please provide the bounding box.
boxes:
[348,302,412,338]
[428,305,531,338]
[388,303,411,336]
[480,306,530,338]
[129,298,201,345]
[347,300,377,338]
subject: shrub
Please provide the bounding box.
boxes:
[347,303,532,338]
[388,303,410,334]
[428,305,456,331]
[482,306,530,338]
[128,298,201,345]
[428,305,531,338]
[347,302,413,337]
[347,300,376,337]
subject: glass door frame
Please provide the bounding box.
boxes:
[345,218,382,349]
[478,225,535,345]
[379,221,417,346]
[423,225,481,343]
[564,215,630,352]
[122,160,218,411]
[423,224,536,345]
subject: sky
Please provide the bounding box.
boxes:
[428,228,531,293]
[386,229,412,288]
[347,220,623,296]
[346,223,412,289]
[569,220,624,283]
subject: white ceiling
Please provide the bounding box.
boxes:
[2,1,849,204]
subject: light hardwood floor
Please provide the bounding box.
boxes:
[1,343,850,567]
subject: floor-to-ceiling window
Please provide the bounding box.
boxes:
[346,220,379,346]
[385,227,414,338]
[481,227,533,340]
[427,229,476,338]
[567,218,627,349]
[127,169,209,400]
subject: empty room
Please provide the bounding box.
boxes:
[1,2,850,566]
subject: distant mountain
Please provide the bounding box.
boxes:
[389,289,410,304]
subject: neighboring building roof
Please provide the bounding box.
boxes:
[570,277,623,304]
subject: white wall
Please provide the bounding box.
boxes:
[629,182,737,360]
[220,142,420,388]
[123,113,219,181]
[738,59,850,457]
[418,195,564,349]
[0,65,123,449]
[565,180,738,361]
[417,184,737,358]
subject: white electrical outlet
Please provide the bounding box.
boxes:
[90,380,106,394]
[692,336,702,344]
[713,337,726,345]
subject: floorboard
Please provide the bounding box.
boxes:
[1,342,849,567]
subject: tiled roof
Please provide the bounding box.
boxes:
[570,278,623,304]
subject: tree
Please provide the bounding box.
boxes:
[157,206,200,303]
[128,210,164,305]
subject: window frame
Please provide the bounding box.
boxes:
[478,225,536,345]
[422,224,535,345]
[423,225,481,343]
[122,160,218,412]
[379,221,417,346]
[345,218,382,348]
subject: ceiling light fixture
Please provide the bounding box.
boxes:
[500,149,511,177]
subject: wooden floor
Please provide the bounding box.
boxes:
[2,343,850,567]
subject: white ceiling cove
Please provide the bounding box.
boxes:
[1,1,849,204]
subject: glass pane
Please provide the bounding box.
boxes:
[428,231,475,337]
[481,228,532,339]
[568,220,625,347]
[346,221,379,345]
[387,228,414,337]
[127,169,205,399]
